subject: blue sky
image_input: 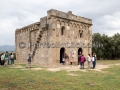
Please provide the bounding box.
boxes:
[0,0,120,45]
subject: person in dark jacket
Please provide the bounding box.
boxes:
[4,51,9,66]
[79,55,85,69]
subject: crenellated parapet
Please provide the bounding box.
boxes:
[15,22,40,34]
[47,9,92,25]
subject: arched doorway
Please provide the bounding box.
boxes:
[78,48,82,55]
[60,47,65,63]
[78,48,82,65]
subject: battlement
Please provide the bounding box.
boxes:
[15,22,40,34]
[47,9,92,24]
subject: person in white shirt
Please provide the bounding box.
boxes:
[87,54,91,69]
[92,53,97,69]
[10,53,14,65]
[1,53,5,66]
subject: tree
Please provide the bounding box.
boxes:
[92,33,120,60]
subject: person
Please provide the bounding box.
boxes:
[1,53,4,66]
[92,53,97,69]
[10,53,14,65]
[87,54,91,69]
[64,53,69,64]
[4,51,9,66]
[94,53,97,66]
[0,53,1,65]
[79,54,85,69]
[26,54,32,68]
[9,53,12,65]
[78,52,82,65]
[62,53,65,65]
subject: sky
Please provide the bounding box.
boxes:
[0,0,120,46]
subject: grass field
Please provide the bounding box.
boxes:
[0,60,120,90]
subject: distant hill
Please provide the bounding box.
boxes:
[0,45,15,52]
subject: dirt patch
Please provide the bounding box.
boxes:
[10,63,120,73]
[0,88,8,90]
[47,68,61,72]
[67,73,79,76]
[31,68,42,70]
[47,65,87,72]
[90,64,109,72]
[46,64,113,72]
[10,65,23,69]
[114,63,120,66]
[20,68,28,70]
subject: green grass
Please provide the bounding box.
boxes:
[97,60,120,65]
[0,60,120,90]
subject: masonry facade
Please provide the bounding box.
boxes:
[15,9,92,66]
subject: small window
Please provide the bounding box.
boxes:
[79,30,83,38]
[61,26,65,36]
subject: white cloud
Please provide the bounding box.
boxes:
[0,0,120,45]
[103,12,120,29]
[93,12,120,36]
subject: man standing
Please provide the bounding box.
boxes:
[26,54,32,68]
[92,53,97,69]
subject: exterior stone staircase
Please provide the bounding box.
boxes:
[31,30,44,58]
[30,16,48,60]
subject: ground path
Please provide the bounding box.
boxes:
[10,61,120,73]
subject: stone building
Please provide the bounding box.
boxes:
[15,9,92,66]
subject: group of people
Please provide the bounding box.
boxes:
[78,52,97,69]
[0,51,97,69]
[61,52,97,69]
[0,51,15,66]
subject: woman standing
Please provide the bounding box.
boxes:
[10,53,14,65]
[87,54,91,69]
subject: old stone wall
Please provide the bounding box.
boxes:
[46,9,92,64]
[15,9,92,66]
[15,22,40,63]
